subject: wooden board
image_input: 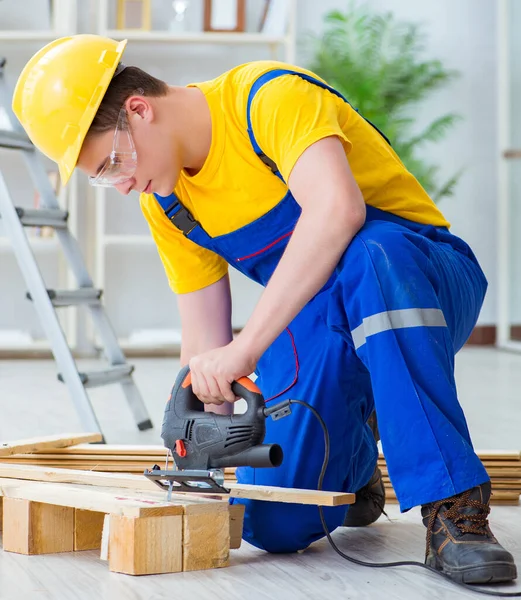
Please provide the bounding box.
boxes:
[0,433,103,457]
[31,444,167,456]
[223,482,354,506]
[0,464,355,506]
[0,478,188,518]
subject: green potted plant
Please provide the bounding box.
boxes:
[307,3,462,203]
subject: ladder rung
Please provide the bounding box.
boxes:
[15,207,68,228]
[58,364,135,389]
[26,288,103,307]
[0,129,34,151]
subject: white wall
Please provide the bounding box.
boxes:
[0,0,504,345]
[298,0,499,325]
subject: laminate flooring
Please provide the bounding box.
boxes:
[0,347,519,599]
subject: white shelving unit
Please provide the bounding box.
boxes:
[0,0,78,353]
[92,0,297,352]
[0,0,77,42]
[497,0,521,353]
[1,0,297,354]
[97,0,297,63]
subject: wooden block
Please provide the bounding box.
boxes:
[100,514,110,561]
[74,509,105,551]
[2,498,73,554]
[229,503,245,550]
[182,503,230,571]
[109,514,183,575]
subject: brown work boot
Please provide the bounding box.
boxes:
[421,481,517,584]
[343,410,386,527]
[343,465,386,527]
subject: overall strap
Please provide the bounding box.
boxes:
[153,192,201,236]
[246,68,391,183]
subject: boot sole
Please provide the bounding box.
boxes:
[427,554,518,584]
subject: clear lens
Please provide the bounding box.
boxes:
[88,108,137,187]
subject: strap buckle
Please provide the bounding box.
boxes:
[170,206,199,236]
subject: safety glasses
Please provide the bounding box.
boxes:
[88,108,137,187]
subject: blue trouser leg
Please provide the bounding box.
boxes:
[327,220,490,511]
[233,298,378,553]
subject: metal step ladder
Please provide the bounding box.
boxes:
[0,58,153,437]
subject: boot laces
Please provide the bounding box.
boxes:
[425,488,491,562]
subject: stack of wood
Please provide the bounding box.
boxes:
[0,433,355,577]
[0,438,519,505]
[378,450,521,506]
[0,443,177,473]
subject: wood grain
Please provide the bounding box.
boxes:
[0,464,354,506]
[0,478,186,518]
[229,503,245,550]
[0,433,103,457]
[74,509,105,551]
[183,505,230,571]
[225,482,354,506]
[109,514,183,575]
[2,498,74,554]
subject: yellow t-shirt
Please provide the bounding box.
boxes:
[140,60,450,294]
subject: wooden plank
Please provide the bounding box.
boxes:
[0,464,159,491]
[380,468,521,479]
[183,503,230,571]
[74,509,105,551]
[109,514,183,575]
[0,478,186,518]
[229,503,245,550]
[0,464,355,506]
[0,463,153,473]
[0,454,161,462]
[0,433,103,457]
[2,498,74,554]
[31,444,167,456]
[224,482,354,506]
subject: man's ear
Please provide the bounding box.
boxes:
[126,95,154,123]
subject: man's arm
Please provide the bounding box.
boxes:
[236,135,365,359]
[189,135,366,403]
[177,273,234,413]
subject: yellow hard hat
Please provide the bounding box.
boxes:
[12,34,127,185]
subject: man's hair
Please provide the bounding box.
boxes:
[88,64,169,135]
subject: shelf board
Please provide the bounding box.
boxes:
[0,30,64,41]
[102,235,154,246]
[0,237,60,252]
[102,29,288,44]
[0,339,51,351]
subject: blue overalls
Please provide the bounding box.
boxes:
[153,69,490,554]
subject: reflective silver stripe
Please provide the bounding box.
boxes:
[351,308,447,350]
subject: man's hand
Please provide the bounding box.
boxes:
[188,338,258,404]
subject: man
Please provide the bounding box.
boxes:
[13,34,517,584]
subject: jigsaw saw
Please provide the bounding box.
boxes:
[144,364,289,496]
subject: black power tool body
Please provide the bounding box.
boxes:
[144,364,287,495]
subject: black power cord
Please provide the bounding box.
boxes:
[286,399,521,599]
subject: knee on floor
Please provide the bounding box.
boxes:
[238,499,347,554]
